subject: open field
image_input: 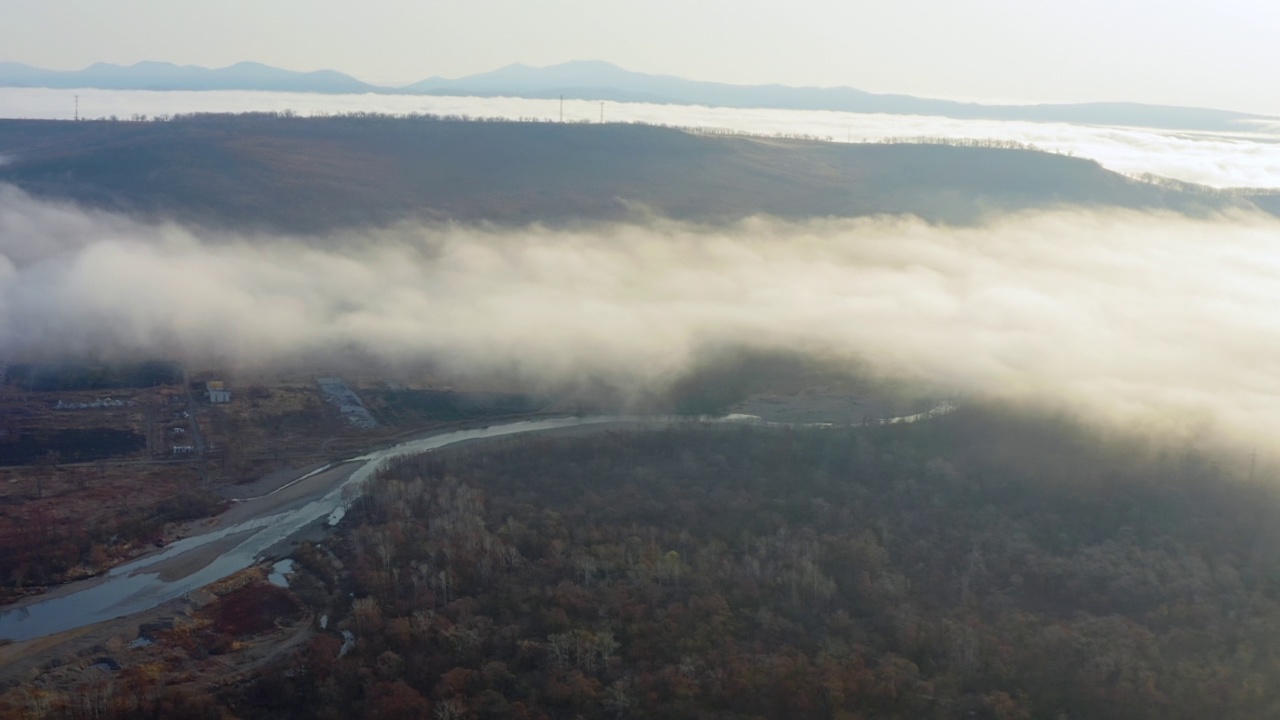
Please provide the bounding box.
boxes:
[0,361,571,605]
[0,373,216,600]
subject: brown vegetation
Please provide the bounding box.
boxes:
[0,567,310,720]
[0,367,560,603]
[0,379,215,597]
[0,462,214,599]
[7,403,1280,718]
[197,405,1280,719]
[207,583,301,638]
[1,113,1253,233]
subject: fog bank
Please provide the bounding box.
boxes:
[4,187,1280,450]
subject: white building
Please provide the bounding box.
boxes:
[206,380,231,404]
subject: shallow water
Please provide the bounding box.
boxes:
[267,559,294,588]
[0,416,636,642]
[0,408,951,642]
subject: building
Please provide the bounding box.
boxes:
[206,380,231,404]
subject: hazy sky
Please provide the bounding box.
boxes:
[3,0,1278,114]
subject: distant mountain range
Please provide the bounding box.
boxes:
[0,59,1270,132]
[0,60,372,94]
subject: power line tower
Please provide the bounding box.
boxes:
[74,95,79,121]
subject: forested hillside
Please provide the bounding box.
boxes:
[0,114,1257,232]
[210,406,1280,720]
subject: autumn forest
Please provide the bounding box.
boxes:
[196,404,1280,720]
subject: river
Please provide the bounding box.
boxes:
[0,407,954,642]
[0,417,643,641]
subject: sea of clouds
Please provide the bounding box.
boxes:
[2,87,1279,189]
[4,187,1280,456]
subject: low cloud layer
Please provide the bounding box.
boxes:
[3,88,1280,189]
[4,187,1280,452]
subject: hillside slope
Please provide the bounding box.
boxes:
[0,115,1258,232]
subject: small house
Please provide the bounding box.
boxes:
[206,381,231,404]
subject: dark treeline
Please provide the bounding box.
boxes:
[3,361,182,392]
[186,404,1280,720]
[1124,171,1280,198]
[0,428,145,467]
[66,111,1054,156]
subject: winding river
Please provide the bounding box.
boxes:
[0,407,954,642]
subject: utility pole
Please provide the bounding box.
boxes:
[74,95,79,122]
[600,102,604,124]
[559,94,563,123]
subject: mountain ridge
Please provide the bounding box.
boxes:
[0,59,1271,132]
[0,60,375,94]
[0,113,1266,233]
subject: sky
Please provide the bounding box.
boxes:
[3,0,1279,115]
